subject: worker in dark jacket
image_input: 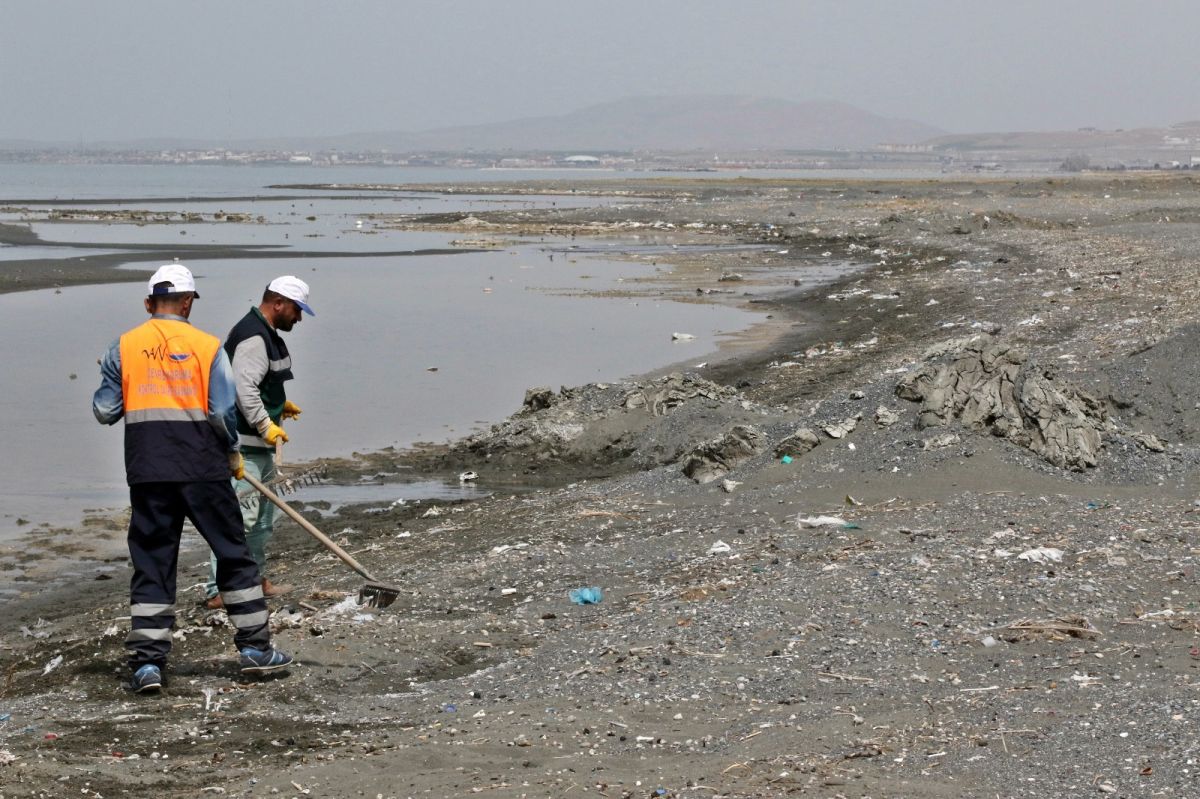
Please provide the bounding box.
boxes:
[204,276,313,609]
[94,264,293,693]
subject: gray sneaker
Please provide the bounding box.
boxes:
[131,664,163,693]
[239,647,294,674]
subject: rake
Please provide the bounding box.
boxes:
[242,471,403,609]
[237,440,325,510]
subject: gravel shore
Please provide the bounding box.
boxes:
[4,174,1200,798]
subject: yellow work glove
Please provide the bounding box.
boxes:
[262,422,289,445]
[281,400,302,421]
[229,452,245,480]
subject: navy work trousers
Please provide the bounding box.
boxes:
[126,480,271,670]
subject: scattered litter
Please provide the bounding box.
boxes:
[780,455,793,464]
[569,587,603,605]
[1000,615,1099,641]
[458,471,478,483]
[1016,547,1064,564]
[672,332,696,341]
[798,515,850,528]
[721,479,741,493]
[0,749,16,766]
[19,619,50,639]
[708,540,732,555]
[41,655,63,676]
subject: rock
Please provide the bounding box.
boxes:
[1129,431,1166,452]
[896,339,1105,470]
[682,424,765,484]
[523,386,556,412]
[624,372,737,416]
[774,428,821,458]
[874,406,900,427]
[822,415,861,439]
[922,432,961,450]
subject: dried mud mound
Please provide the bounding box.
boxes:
[896,337,1107,470]
[461,372,760,471]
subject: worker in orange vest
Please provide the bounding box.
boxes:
[93,263,293,693]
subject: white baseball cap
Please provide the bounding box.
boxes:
[267,275,315,316]
[147,263,198,297]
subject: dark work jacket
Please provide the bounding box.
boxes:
[224,307,293,450]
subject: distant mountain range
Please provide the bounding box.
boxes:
[0,95,946,153]
[8,96,1198,157]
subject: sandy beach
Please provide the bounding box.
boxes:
[4,173,1200,798]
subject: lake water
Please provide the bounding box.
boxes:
[0,164,842,540]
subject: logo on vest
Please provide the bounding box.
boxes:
[141,340,192,363]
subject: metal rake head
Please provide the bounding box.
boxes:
[358,581,401,609]
[239,465,327,509]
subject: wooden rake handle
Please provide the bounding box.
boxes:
[242,471,380,583]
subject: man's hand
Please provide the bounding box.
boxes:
[263,422,289,445]
[281,400,302,420]
[229,452,245,480]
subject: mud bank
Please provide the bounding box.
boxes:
[5,174,1200,798]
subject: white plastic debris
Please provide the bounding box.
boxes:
[322,596,364,617]
[672,332,696,341]
[708,540,732,555]
[1016,546,1065,564]
[0,749,17,766]
[458,471,478,483]
[422,506,444,518]
[798,515,849,528]
[42,655,63,675]
[721,479,742,493]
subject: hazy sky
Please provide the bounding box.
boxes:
[3,0,1198,142]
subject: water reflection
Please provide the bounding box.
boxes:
[0,242,762,539]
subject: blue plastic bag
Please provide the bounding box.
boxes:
[569,586,603,605]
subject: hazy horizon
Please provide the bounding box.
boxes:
[4,0,1200,143]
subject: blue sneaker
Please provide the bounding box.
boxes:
[239,647,294,674]
[131,664,162,694]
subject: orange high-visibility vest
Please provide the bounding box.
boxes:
[118,318,227,484]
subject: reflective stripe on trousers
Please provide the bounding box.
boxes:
[126,480,272,669]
